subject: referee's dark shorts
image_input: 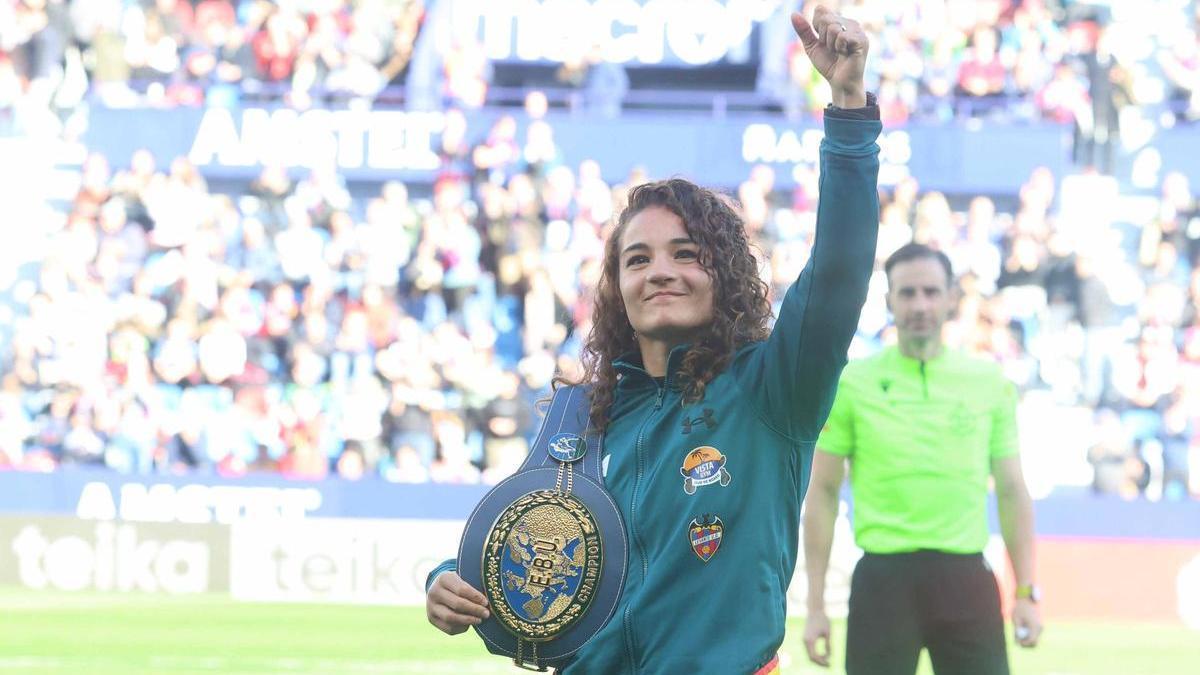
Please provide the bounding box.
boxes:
[846,550,1009,675]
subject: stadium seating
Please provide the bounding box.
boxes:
[0,0,1196,504]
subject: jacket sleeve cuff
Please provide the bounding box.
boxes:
[823,91,880,121]
[425,559,458,592]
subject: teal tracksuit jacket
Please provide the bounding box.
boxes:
[428,112,882,673]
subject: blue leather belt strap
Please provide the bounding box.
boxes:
[519,384,604,478]
[456,385,627,671]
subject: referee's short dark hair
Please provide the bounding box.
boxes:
[884,243,954,287]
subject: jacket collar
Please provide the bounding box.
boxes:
[613,344,692,391]
[885,344,950,369]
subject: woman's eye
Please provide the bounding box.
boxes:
[676,249,698,260]
[625,255,649,267]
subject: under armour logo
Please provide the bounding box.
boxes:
[681,409,717,435]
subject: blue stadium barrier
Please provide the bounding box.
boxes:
[2,468,1198,540]
[83,106,1074,193]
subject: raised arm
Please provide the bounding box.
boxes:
[736,8,881,440]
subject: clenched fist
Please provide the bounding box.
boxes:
[790,6,870,108]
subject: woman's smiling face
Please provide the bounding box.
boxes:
[618,206,715,344]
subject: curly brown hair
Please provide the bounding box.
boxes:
[561,178,773,431]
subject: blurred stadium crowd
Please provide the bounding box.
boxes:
[3,0,1198,124]
[0,1,1198,501]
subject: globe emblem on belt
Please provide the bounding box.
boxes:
[548,433,587,463]
[483,491,603,641]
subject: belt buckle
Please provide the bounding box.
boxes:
[482,490,603,643]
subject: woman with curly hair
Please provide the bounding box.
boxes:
[427,8,881,673]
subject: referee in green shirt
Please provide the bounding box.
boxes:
[802,243,1042,674]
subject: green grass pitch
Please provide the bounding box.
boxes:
[1,590,1197,673]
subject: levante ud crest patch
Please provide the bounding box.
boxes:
[689,515,723,563]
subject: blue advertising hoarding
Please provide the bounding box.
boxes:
[2,468,1199,622]
[84,105,1079,194]
[1,467,1198,541]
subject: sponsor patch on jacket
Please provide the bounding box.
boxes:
[680,446,731,495]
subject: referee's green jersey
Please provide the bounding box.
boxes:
[817,346,1019,554]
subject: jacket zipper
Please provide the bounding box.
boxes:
[622,382,666,673]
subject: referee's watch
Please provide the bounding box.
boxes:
[1015,584,1041,603]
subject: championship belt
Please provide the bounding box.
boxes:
[457,385,627,671]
